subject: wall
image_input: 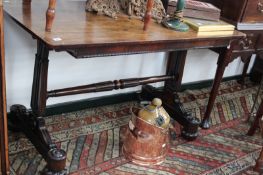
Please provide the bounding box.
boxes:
[4,16,255,110]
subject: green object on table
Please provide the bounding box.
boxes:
[163,0,189,32]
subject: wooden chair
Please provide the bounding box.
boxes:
[247,51,263,173]
[0,0,10,174]
[42,0,156,32]
[247,99,263,174]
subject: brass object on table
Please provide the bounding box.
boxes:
[122,98,170,165]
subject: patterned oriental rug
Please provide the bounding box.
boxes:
[8,80,263,175]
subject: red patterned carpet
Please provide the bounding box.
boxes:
[8,80,262,175]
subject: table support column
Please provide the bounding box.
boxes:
[9,41,67,175]
[141,50,200,140]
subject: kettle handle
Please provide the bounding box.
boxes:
[129,120,150,139]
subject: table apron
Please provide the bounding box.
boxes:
[57,39,232,58]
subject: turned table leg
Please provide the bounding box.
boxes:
[10,41,66,174]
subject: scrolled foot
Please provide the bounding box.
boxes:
[9,104,28,132]
[200,119,210,129]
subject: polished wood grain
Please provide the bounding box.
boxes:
[4,0,244,52]
[0,0,10,174]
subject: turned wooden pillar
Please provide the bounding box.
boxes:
[45,0,56,32]
[143,0,154,31]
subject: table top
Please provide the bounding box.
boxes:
[4,0,245,57]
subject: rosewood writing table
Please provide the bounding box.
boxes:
[4,0,245,174]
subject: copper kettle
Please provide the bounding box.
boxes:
[137,98,170,129]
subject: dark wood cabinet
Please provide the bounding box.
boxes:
[242,0,263,23]
[197,0,263,82]
[198,0,263,24]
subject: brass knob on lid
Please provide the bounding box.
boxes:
[152,98,162,107]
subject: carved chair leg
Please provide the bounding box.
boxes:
[247,76,263,123]
[254,148,263,174]
[238,55,252,85]
[247,98,263,136]
[248,99,263,174]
